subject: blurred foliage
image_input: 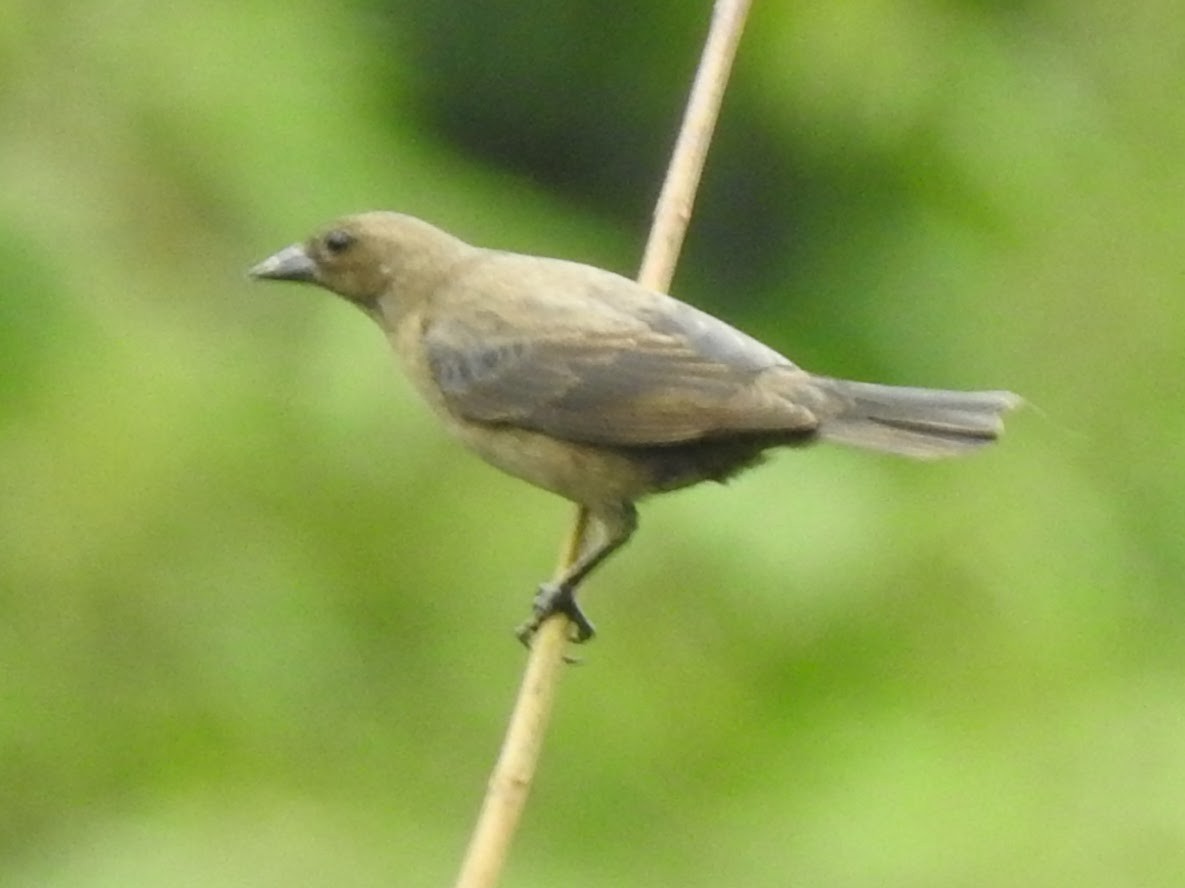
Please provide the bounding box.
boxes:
[2,0,1183,886]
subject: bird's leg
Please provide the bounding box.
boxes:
[515,503,638,645]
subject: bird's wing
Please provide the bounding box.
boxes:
[422,262,819,446]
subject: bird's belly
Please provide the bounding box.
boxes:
[447,420,657,506]
[447,417,790,507]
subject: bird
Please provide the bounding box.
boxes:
[249,211,1020,643]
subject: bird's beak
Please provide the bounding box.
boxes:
[248,244,317,282]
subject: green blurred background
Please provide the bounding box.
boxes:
[3,1,1183,885]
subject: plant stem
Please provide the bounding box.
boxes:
[452,4,752,886]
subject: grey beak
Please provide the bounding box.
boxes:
[248,244,317,282]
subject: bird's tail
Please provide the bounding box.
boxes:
[811,377,1022,459]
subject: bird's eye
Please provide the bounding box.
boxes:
[323,230,355,255]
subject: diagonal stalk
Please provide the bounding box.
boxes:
[452,5,753,886]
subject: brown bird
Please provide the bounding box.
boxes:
[250,212,1020,643]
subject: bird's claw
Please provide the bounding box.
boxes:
[515,581,596,647]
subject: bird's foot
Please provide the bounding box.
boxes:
[515,581,596,647]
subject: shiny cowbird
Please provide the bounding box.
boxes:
[250,212,1020,642]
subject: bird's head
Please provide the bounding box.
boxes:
[249,211,473,311]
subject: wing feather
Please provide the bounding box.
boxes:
[423,257,819,446]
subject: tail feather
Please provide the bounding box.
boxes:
[812,377,1022,459]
